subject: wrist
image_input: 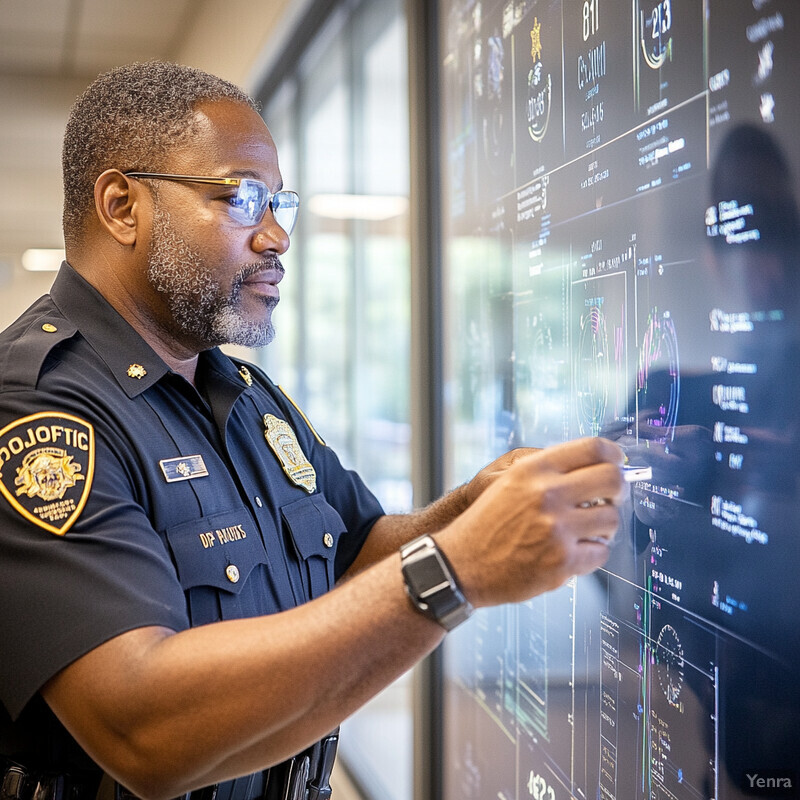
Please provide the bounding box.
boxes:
[451,481,474,514]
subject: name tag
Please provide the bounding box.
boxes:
[159,454,209,482]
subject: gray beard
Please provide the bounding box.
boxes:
[146,204,278,349]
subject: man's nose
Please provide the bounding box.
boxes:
[251,211,290,255]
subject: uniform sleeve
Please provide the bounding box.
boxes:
[0,391,189,721]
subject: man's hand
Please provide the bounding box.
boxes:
[437,437,624,607]
[343,448,542,576]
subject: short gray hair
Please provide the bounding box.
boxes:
[62,60,259,247]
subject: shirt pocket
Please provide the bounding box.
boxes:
[281,494,346,600]
[165,509,273,625]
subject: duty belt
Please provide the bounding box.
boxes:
[170,730,339,800]
[1,730,338,800]
[0,758,98,800]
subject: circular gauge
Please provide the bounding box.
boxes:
[527,63,552,142]
[640,1,673,70]
[655,623,684,708]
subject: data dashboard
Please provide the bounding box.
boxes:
[439,1,800,798]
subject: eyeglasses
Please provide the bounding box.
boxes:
[124,172,300,234]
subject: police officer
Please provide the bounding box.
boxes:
[0,62,624,800]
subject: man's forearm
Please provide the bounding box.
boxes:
[343,446,539,578]
[342,484,471,578]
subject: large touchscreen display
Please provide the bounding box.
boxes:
[440,2,800,798]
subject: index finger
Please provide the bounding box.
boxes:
[528,436,625,475]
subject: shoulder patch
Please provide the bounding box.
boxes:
[0,412,95,535]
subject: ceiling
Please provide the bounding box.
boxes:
[0,0,302,326]
[0,0,198,79]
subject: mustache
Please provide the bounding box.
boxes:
[239,256,285,282]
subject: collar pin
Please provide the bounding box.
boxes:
[127,364,147,379]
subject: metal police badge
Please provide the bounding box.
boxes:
[0,412,95,535]
[263,413,316,493]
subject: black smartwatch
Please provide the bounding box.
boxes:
[400,535,474,631]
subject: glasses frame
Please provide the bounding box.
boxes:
[123,172,299,233]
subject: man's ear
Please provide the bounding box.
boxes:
[93,170,144,246]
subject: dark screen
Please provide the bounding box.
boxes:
[439,1,800,798]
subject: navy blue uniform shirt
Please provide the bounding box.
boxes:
[0,262,384,780]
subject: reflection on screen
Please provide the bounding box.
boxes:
[440,1,800,798]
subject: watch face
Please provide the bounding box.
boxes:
[414,550,451,593]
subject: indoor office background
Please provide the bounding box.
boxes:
[3,2,798,800]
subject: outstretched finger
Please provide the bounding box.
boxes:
[532,460,626,512]
[527,436,624,477]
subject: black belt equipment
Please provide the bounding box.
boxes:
[1,730,338,800]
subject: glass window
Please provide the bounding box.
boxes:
[260,81,299,391]
[258,1,412,797]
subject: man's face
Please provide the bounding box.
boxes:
[141,99,289,350]
[146,201,282,348]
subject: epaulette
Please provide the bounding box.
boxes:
[228,358,326,446]
[0,311,78,393]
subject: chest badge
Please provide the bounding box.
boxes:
[263,414,316,493]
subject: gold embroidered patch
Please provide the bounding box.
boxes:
[263,414,316,493]
[0,412,95,535]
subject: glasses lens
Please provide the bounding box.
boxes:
[271,191,300,235]
[227,181,299,234]
[225,179,270,226]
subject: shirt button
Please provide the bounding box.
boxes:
[225,565,240,583]
[323,533,334,549]
[255,496,263,507]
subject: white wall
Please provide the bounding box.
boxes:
[0,74,87,324]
